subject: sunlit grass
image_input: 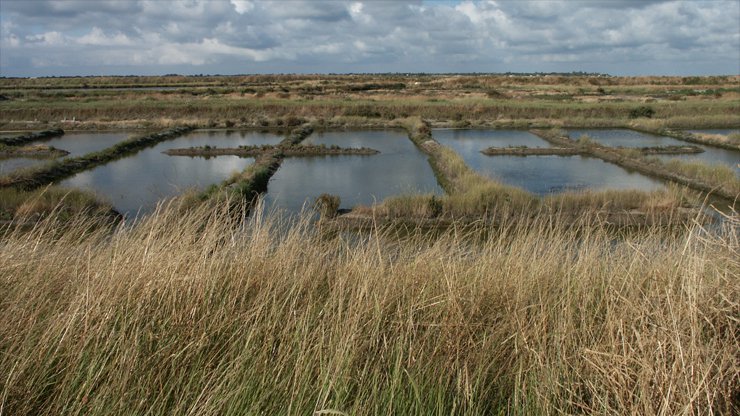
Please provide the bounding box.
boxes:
[0,200,736,414]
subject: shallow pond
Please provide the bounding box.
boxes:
[567,129,686,147]
[37,131,132,157]
[263,130,443,213]
[1,132,133,175]
[434,129,664,195]
[59,130,286,217]
[433,129,551,149]
[568,129,738,174]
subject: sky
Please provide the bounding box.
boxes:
[0,0,738,77]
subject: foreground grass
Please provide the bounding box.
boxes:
[0,201,737,415]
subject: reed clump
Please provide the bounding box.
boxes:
[542,185,693,212]
[0,201,737,414]
[651,158,740,195]
[0,186,116,222]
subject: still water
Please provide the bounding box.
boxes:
[569,129,739,174]
[39,131,132,157]
[434,129,664,195]
[1,131,132,175]
[59,130,286,217]
[417,129,551,149]
[264,130,443,213]
[567,129,686,147]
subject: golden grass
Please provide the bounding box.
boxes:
[542,185,693,212]
[0,200,737,415]
[696,133,740,147]
[655,159,740,195]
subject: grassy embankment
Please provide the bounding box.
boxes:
[0,201,736,415]
[165,144,378,157]
[0,128,64,146]
[163,130,379,158]
[377,117,537,219]
[0,127,192,190]
[480,144,702,156]
[0,143,69,158]
[532,129,740,201]
[197,125,314,207]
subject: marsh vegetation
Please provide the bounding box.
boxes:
[0,201,736,414]
[0,74,738,414]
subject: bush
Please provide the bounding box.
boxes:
[314,193,340,218]
[629,106,655,119]
[485,89,507,99]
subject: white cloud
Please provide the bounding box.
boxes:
[25,31,66,46]
[230,0,254,14]
[77,27,134,46]
[0,0,738,75]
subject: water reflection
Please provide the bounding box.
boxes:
[39,132,131,157]
[433,129,551,149]
[59,130,285,217]
[264,130,443,213]
[1,132,132,175]
[567,129,685,147]
[434,129,664,195]
[569,129,739,174]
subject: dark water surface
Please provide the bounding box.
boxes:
[434,129,664,195]
[264,130,443,213]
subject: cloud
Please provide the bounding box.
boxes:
[77,27,134,46]
[230,0,254,14]
[0,0,738,76]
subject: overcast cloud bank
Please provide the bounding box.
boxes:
[1,0,738,76]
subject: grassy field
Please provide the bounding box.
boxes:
[0,201,737,415]
[1,75,738,130]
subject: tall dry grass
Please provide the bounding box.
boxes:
[0,201,737,415]
[656,159,740,195]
